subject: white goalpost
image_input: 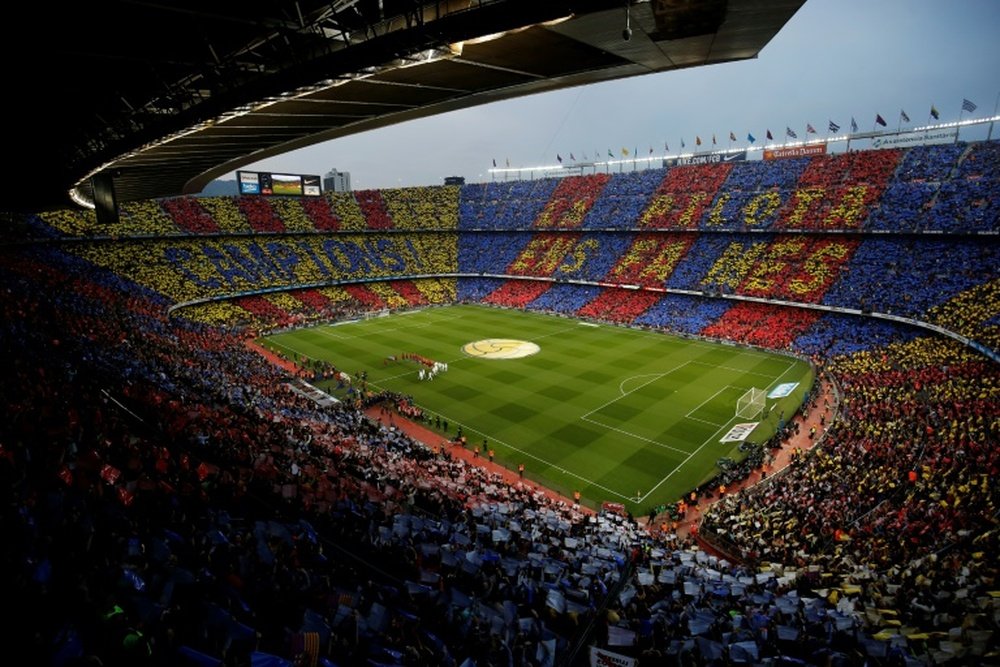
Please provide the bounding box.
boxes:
[736,387,766,420]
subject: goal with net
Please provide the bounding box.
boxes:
[736,387,766,420]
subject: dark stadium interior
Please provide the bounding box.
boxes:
[7,0,803,210]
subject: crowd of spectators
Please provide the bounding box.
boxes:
[701,302,823,350]
[459,179,560,230]
[693,335,998,662]
[482,280,555,309]
[581,170,663,229]
[704,158,809,229]
[532,174,610,229]
[4,196,998,665]
[577,289,662,324]
[382,186,459,230]
[1,244,654,666]
[821,238,999,320]
[63,232,456,307]
[640,163,732,229]
[524,284,603,316]
[24,140,1000,241]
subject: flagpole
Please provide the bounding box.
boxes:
[989,91,999,141]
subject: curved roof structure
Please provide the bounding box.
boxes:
[9,0,804,211]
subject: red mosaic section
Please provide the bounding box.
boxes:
[639,163,734,228]
[533,174,611,228]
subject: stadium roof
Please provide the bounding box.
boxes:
[8,0,804,211]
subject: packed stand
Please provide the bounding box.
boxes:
[458,179,560,230]
[0,243,649,666]
[697,335,998,663]
[381,185,459,230]
[581,169,663,229]
[704,157,809,229]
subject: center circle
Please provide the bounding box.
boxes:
[461,338,540,360]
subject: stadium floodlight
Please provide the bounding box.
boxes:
[736,387,766,420]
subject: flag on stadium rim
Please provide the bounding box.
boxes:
[696,136,702,146]
[930,105,940,120]
[556,154,562,163]
[505,157,510,167]
[828,120,840,133]
[681,138,686,148]
[806,123,817,134]
[900,109,910,123]
[712,134,717,145]
[875,113,887,127]
[492,158,497,167]
[747,132,756,143]
[850,117,858,132]
[621,147,629,156]
[766,129,773,140]
[649,146,654,155]
[570,152,575,161]
[786,126,797,138]
[962,98,977,112]
[607,148,614,158]
[664,141,669,152]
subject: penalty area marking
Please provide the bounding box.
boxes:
[638,358,800,503]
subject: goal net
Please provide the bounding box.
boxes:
[736,387,766,420]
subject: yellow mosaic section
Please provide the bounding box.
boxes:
[382,185,459,230]
[38,209,98,236]
[413,278,456,303]
[367,282,410,308]
[701,240,768,290]
[926,278,1000,352]
[327,193,367,230]
[65,233,458,304]
[117,200,180,236]
[269,198,314,232]
[198,198,250,233]
[177,300,253,325]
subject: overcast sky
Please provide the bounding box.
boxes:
[235,0,1000,190]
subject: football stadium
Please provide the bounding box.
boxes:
[2,1,998,666]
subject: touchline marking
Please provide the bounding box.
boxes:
[580,416,693,456]
[315,311,463,342]
[265,339,315,362]
[362,376,636,502]
[613,325,773,360]
[313,327,351,341]
[529,324,582,342]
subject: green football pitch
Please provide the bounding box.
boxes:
[260,304,813,514]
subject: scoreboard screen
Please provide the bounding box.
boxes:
[237,170,322,196]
